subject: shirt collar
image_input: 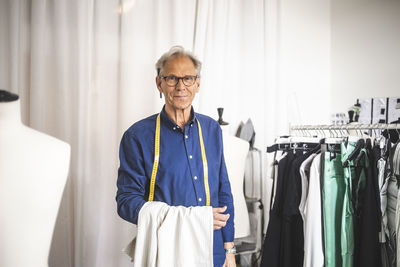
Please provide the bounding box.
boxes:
[160,105,197,130]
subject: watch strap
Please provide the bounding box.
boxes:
[225,246,236,254]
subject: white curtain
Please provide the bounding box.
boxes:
[194,0,268,146]
[0,0,283,266]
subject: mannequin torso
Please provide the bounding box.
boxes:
[221,125,251,238]
[0,97,70,267]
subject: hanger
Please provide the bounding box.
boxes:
[343,138,365,167]
[356,124,363,137]
[266,134,321,153]
[320,135,342,161]
[382,119,400,143]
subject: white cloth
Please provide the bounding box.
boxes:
[299,153,317,226]
[124,202,213,267]
[378,157,389,243]
[387,144,399,264]
[244,149,263,199]
[223,132,251,238]
[393,144,400,267]
[303,154,324,267]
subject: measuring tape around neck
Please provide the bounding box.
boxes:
[148,113,210,206]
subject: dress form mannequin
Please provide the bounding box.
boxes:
[0,90,70,267]
[221,124,251,238]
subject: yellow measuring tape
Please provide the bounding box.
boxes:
[148,113,210,206]
[148,114,161,202]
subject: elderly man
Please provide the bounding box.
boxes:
[116,46,236,266]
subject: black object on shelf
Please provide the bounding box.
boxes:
[348,110,355,123]
[217,107,229,126]
[354,99,361,122]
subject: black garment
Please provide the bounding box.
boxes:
[280,152,310,267]
[261,152,293,267]
[353,146,382,267]
[261,151,309,267]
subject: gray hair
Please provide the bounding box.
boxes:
[155,46,202,77]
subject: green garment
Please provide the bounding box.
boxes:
[340,141,356,267]
[340,142,368,267]
[323,141,368,267]
[323,151,345,267]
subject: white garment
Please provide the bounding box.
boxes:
[244,149,263,199]
[387,144,399,263]
[223,132,251,238]
[393,144,400,267]
[124,202,213,267]
[299,153,317,226]
[303,154,324,267]
[378,157,389,243]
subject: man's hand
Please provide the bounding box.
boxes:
[212,206,230,230]
[223,253,236,267]
[223,242,236,267]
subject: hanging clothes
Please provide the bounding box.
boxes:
[387,143,400,267]
[393,143,400,267]
[322,149,346,267]
[262,131,400,267]
[262,145,320,267]
[299,153,318,229]
[303,154,324,267]
[355,143,381,267]
[261,152,294,267]
[376,138,390,267]
[263,151,285,234]
[280,151,311,267]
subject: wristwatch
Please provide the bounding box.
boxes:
[225,245,236,254]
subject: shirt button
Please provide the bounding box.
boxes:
[198,198,202,202]
[194,176,198,180]
[189,155,193,159]
[173,127,176,130]
[185,135,188,139]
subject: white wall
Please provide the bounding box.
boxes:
[331,0,400,114]
[275,0,332,129]
[274,0,400,129]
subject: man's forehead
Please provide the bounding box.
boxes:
[164,56,196,70]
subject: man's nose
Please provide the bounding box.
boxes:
[176,78,186,90]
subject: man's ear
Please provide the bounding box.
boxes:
[156,76,162,92]
[195,77,201,93]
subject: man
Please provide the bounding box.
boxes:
[116,46,236,267]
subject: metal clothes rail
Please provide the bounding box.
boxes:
[289,123,400,136]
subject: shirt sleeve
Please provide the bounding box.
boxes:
[116,130,147,225]
[218,129,235,242]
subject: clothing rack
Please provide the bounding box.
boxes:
[290,123,400,136]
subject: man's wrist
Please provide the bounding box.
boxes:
[224,242,236,254]
[224,242,234,249]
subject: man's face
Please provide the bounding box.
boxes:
[156,56,200,113]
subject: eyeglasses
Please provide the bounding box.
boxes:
[161,75,198,86]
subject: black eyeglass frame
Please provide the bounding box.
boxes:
[160,75,199,86]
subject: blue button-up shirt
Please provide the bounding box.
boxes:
[116,106,234,266]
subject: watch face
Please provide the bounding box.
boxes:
[225,246,236,254]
